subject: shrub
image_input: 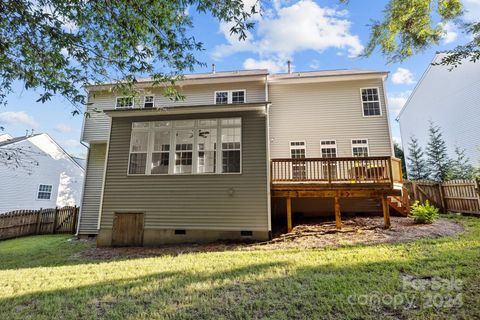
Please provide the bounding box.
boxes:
[410,200,439,224]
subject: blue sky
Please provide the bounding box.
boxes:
[1,0,478,158]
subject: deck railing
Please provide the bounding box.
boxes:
[271,156,403,186]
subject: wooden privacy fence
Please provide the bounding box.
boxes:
[0,206,79,241]
[405,180,480,215]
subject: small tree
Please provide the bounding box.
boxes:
[450,147,475,180]
[407,136,429,180]
[426,122,451,182]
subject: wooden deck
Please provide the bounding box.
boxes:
[270,156,404,231]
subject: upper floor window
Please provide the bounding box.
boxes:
[116,96,134,109]
[352,139,369,157]
[320,140,337,158]
[290,141,306,159]
[215,90,246,104]
[128,118,241,175]
[361,88,381,116]
[37,184,52,200]
[144,95,154,108]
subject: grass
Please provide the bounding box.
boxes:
[0,216,479,320]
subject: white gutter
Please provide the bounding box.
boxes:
[381,75,396,156]
[96,120,112,231]
[264,75,272,235]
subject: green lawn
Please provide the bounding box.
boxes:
[0,215,479,320]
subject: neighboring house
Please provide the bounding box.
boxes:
[398,54,480,170]
[0,133,85,213]
[78,68,402,246]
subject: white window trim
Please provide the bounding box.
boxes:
[37,184,53,201]
[360,87,382,117]
[320,140,337,158]
[214,90,247,104]
[115,96,135,109]
[351,138,370,157]
[143,95,155,108]
[289,140,307,158]
[127,118,242,176]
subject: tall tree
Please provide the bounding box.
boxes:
[450,146,475,179]
[0,0,257,111]
[425,122,451,181]
[394,141,407,179]
[340,0,478,66]
[407,136,429,180]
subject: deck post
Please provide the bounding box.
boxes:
[381,195,390,228]
[286,197,292,232]
[334,197,341,229]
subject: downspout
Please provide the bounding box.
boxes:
[381,75,395,157]
[76,141,89,236]
[97,119,112,231]
[76,89,91,236]
[265,74,272,238]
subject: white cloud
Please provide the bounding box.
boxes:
[61,139,81,148]
[388,91,412,116]
[0,111,39,128]
[243,57,286,73]
[441,22,458,44]
[309,59,321,69]
[463,0,480,22]
[391,68,415,85]
[213,0,363,63]
[54,123,73,133]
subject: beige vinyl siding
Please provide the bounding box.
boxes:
[269,79,393,158]
[100,110,268,231]
[78,143,106,235]
[81,81,266,143]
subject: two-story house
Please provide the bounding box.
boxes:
[78,68,403,247]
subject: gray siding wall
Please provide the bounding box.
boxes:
[82,80,266,143]
[78,143,106,235]
[269,79,393,158]
[100,110,268,231]
[399,56,480,169]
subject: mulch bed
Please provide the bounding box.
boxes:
[79,217,463,260]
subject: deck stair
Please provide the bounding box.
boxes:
[387,195,409,216]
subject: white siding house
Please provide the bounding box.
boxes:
[0,133,85,213]
[398,54,480,170]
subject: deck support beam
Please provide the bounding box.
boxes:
[334,197,341,230]
[286,197,292,232]
[381,195,390,228]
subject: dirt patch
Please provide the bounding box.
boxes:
[80,217,463,260]
[248,217,463,250]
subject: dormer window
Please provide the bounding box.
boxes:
[116,96,134,109]
[215,90,246,104]
[215,91,228,104]
[232,90,245,104]
[144,95,154,108]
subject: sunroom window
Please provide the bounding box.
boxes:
[128,118,241,175]
[128,131,148,174]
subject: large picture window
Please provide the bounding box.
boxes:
[128,118,241,175]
